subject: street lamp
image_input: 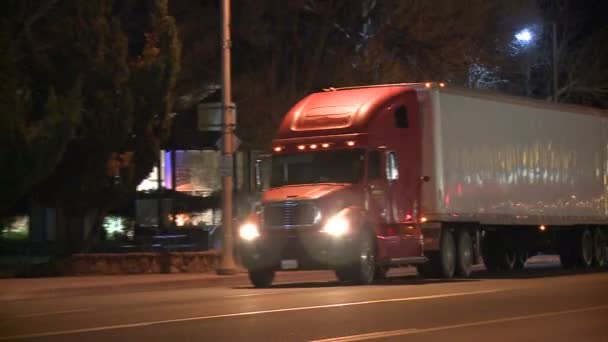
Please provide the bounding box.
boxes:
[514,26,558,101]
[515,29,533,45]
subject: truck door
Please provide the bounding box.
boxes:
[365,150,389,222]
[386,150,423,258]
[366,149,398,261]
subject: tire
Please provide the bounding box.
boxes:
[418,229,456,279]
[456,230,474,278]
[248,269,275,288]
[335,231,376,285]
[592,229,606,268]
[575,229,594,268]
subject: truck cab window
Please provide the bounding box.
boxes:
[270,149,364,187]
[394,106,409,128]
[386,151,399,181]
[367,151,382,180]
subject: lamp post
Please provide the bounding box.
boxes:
[515,26,558,102]
[216,0,238,275]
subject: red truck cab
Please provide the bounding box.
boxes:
[238,84,429,287]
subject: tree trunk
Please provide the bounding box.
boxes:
[82,208,105,253]
[288,11,300,99]
[54,201,69,256]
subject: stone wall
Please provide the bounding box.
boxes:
[68,251,220,275]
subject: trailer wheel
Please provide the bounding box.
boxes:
[248,269,275,288]
[575,229,594,268]
[456,230,474,278]
[592,229,606,268]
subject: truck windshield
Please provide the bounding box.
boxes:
[270,149,364,187]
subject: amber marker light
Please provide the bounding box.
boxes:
[346,141,356,147]
[425,82,432,88]
[539,225,547,231]
[439,82,446,87]
[273,146,283,152]
[420,217,428,223]
[297,145,306,150]
[310,144,318,149]
[321,143,330,148]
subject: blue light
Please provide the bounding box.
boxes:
[515,29,533,44]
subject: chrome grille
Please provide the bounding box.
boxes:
[263,201,317,227]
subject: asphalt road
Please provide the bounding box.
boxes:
[1,260,607,342]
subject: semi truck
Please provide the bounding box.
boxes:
[238,83,608,288]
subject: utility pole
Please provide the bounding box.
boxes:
[552,22,558,102]
[217,0,238,275]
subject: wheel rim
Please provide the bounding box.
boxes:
[359,234,375,283]
[458,233,473,276]
[581,230,593,267]
[442,231,456,278]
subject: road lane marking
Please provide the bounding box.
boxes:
[310,305,608,342]
[15,308,94,318]
[227,293,274,298]
[0,289,501,340]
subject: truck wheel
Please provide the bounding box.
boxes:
[575,229,594,268]
[439,230,456,278]
[335,231,376,285]
[248,269,275,288]
[456,230,473,278]
[592,229,606,268]
[418,229,456,279]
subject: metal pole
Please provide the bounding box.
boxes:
[157,156,164,233]
[552,21,558,102]
[217,0,238,274]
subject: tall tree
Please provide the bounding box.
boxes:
[0,1,83,216]
[2,0,181,254]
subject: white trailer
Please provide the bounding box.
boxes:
[415,85,608,275]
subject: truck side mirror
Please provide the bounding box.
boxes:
[420,175,430,182]
[254,160,262,190]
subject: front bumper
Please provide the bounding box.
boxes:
[238,228,358,271]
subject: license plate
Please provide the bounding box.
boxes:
[281,259,299,270]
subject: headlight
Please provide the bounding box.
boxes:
[239,222,260,241]
[321,215,350,237]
